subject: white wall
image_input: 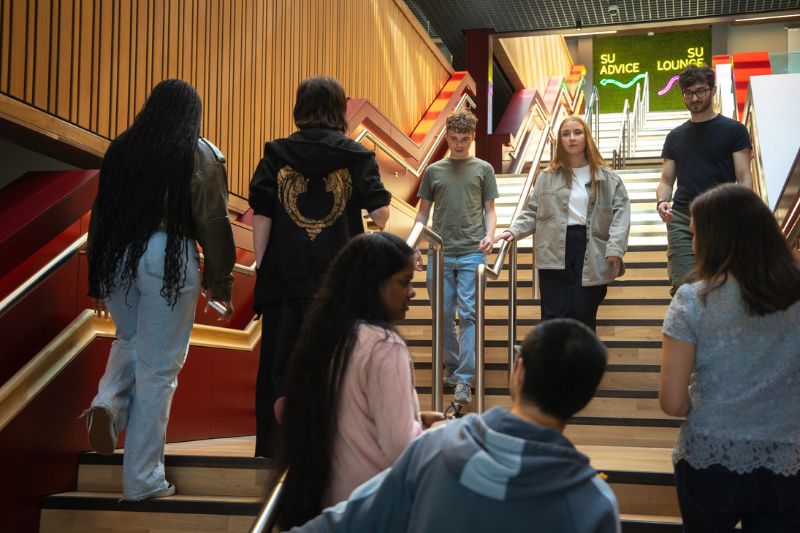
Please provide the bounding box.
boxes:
[749,73,800,209]
[727,23,789,55]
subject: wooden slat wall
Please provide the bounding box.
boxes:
[0,0,453,197]
[497,35,573,92]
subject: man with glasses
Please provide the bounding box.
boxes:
[656,65,752,296]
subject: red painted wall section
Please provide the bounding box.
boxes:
[731,52,772,120]
[0,170,99,279]
[0,335,259,532]
[0,169,260,531]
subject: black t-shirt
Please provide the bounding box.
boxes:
[661,114,752,209]
[248,128,392,309]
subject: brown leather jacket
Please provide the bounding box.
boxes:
[188,138,236,301]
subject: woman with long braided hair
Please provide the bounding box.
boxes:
[85,79,236,501]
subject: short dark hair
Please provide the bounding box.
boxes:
[678,65,715,90]
[293,76,348,133]
[445,109,477,134]
[518,319,607,421]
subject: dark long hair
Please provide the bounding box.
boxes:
[293,76,349,133]
[88,79,201,306]
[277,232,414,529]
[691,184,800,315]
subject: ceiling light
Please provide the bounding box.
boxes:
[734,13,800,23]
[562,30,618,37]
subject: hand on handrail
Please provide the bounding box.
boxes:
[413,249,424,271]
[493,231,515,243]
[92,298,111,320]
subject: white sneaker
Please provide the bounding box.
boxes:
[454,383,472,404]
[123,483,176,502]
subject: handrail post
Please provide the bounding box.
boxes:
[475,263,487,413]
[430,239,444,412]
[405,222,444,412]
[507,240,517,371]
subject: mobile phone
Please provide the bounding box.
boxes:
[207,299,228,315]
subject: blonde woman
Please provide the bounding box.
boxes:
[495,116,630,330]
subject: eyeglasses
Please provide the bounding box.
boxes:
[681,87,710,100]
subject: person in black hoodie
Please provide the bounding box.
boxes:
[248,76,391,457]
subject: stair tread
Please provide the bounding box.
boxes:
[45,491,263,504]
[577,445,674,475]
[620,514,683,524]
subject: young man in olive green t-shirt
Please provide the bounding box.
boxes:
[414,110,498,404]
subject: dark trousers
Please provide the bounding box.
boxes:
[538,226,607,332]
[675,460,800,532]
[255,297,311,458]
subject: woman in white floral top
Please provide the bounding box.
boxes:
[659,184,800,532]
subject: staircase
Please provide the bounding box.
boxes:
[39,438,272,532]
[597,110,689,169]
[402,160,684,531]
[38,114,687,532]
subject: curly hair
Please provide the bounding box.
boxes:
[87,79,201,307]
[445,109,478,134]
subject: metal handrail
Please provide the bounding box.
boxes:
[509,75,586,175]
[741,90,768,203]
[249,468,287,533]
[630,83,642,154]
[583,85,600,137]
[406,222,445,412]
[0,232,256,320]
[612,98,630,170]
[473,80,581,412]
[611,73,650,170]
[0,234,88,319]
[354,93,477,178]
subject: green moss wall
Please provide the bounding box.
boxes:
[593,29,712,113]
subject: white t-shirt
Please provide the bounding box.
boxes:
[567,165,592,226]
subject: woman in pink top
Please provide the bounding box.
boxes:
[277,232,443,530]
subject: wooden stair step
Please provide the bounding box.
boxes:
[620,515,683,532]
[565,425,678,448]
[76,453,274,497]
[40,492,261,533]
[416,393,680,422]
[410,345,662,366]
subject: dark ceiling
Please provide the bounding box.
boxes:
[407,1,800,68]
[405,1,800,127]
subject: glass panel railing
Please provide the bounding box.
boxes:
[769,51,800,75]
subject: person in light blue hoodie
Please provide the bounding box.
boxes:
[288,318,620,533]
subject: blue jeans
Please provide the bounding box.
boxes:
[91,232,200,500]
[426,252,486,385]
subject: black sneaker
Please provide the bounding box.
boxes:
[87,406,117,456]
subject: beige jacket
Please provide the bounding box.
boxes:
[508,167,630,286]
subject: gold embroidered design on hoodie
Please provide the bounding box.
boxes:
[277,165,353,240]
